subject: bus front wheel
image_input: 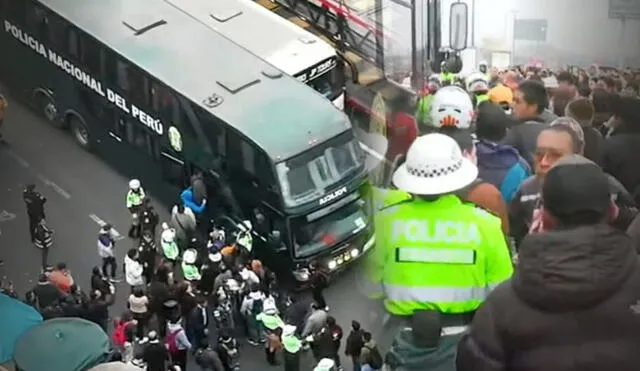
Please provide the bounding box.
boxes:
[69,116,91,151]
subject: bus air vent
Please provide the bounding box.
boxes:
[202,94,224,108]
[122,14,167,36]
[262,68,283,79]
[298,36,316,45]
[210,9,243,23]
[216,76,260,94]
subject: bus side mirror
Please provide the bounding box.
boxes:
[449,2,468,52]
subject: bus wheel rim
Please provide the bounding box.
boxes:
[75,124,89,145]
[44,102,57,121]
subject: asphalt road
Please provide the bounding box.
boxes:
[0,86,391,370]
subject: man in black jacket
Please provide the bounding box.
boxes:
[142,331,170,371]
[345,320,364,371]
[31,273,63,309]
[23,183,47,242]
[502,80,552,168]
[84,289,115,332]
[458,155,640,371]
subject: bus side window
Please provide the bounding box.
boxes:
[192,104,226,157]
[5,0,26,23]
[26,4,49,41]
[66,27,80,59]
[240,139,256,175]
[123,118,159,160]
[79,32,103,76]
[151,82,179,129]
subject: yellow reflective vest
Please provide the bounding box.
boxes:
[367,194,513,316]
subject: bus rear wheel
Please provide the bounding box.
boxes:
[69,117,91,151]
[35,94,63,128]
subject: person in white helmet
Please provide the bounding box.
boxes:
[466,72,491,107]
[428,86,475,131]
[126,179,146,239]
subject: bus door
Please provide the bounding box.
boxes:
[250,206,290,275]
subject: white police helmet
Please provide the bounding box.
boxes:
[466,72,490,93]
[429,86,474,129]
[129,179,141,190]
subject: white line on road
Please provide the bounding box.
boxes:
[89,214,125,241]
[5,149,30,168]
[5,149,71,199]
[36,174,71,199]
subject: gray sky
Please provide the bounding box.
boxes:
[467,0,640,65]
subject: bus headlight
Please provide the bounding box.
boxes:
[328,260,338,270]
[350,248,359,258]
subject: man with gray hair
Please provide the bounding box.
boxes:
[509,122,637,248]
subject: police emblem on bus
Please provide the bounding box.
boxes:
[168,126,182,152]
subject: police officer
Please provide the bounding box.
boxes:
[126,179,145,238]
[282,324,303,371]
[367,133,513,331]
[23,183,47,242]
[466,72,491,108]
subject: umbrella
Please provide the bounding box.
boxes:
[0,293,42,363]
[14,318,110,371]
[88,362,143,371]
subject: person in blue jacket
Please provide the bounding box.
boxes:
[181,187,207,215]
[475,101,530,203]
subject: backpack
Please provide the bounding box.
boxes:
[366,344,383,369]
[251,298,263,317]
[166,328,182,354]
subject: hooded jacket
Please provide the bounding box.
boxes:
[124,255,144,287]
[456,225,640,371]
[180,187,206,214]
[476,140,530,203]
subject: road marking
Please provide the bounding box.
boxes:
[5,149,71,199]
[5,149,30,168]
[36,174,71,199]
[89,214,125,241]
[0,210,16,222]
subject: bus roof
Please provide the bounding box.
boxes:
[165,0,336,77]
[37,0,350,160]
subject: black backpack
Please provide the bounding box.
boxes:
[366,344,383,369]
[251,298,263,317]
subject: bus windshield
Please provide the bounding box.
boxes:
[291,201,367,258]
[307,65,342,102]
[275,133,365,208]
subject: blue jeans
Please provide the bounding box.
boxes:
[362,364,380,371]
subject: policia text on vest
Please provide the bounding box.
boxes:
[368,195,513,316]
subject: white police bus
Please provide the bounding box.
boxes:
[0,0,373,282]
[168,0,345,109]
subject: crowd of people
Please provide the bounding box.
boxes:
[2,61,640,371]
[2,172,388,371]
[365,63,640,371]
